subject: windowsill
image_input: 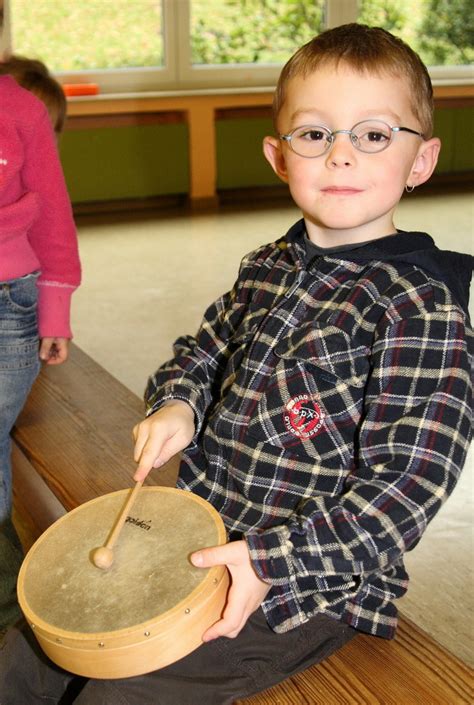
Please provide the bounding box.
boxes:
[68,85,276,102]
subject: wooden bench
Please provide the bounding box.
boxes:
[12,343,473,704]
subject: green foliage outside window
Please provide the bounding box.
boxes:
[419,0,474,65]
[191,0,324,64]
[358,0,473,66]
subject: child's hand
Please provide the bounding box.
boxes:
[39,337,69,365]
[132,400,195,482]
[191,540,271,641]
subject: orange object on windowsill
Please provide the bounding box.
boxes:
[62,83,99,97]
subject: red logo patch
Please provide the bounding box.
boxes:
[284,395,325,439]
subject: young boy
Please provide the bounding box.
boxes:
[0,23,472,705]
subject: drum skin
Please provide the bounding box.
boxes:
[17,487,229,679]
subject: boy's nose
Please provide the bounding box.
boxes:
[325,132,356,168]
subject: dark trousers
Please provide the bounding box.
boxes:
[0,610,356,704]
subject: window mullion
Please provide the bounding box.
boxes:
[173,0,191,88]
[0,0,12,57]
[325,0,358,28]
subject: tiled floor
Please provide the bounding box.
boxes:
[72,189,473,665]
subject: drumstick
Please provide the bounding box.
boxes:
[92,480,144,570]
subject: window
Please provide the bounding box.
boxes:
[3,0,473,94]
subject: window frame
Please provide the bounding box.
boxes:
[2,0,473,96]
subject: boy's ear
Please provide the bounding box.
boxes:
[409,137,441,187]
[263,136,289,183]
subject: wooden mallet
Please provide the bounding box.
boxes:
[91,480,144,570]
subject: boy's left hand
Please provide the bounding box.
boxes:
[191,539,271,641]
[39,337,70,365]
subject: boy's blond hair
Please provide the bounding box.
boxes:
[273,23,434,138]
[0,54,66,134]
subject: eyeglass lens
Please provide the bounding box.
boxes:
[288,120,393,157]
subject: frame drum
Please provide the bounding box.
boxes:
[17,487,229,679]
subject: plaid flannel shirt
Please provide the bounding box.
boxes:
[145,220,473,638]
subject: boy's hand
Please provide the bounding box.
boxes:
[132,401,195,482]
[39,337,69,365]
[191,540,271,641]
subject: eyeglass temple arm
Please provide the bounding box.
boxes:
[393,126,425,138]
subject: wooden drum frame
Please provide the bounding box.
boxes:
[17,487,229,679]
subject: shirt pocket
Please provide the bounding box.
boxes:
[246,322,370,463]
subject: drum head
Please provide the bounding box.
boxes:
[18,487,229,678]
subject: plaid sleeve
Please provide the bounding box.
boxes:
[246,304,472,593]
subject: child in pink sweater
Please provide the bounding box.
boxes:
[0,61,81,631]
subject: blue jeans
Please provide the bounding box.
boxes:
[0,273,41,629]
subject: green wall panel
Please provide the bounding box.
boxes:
[216,117,281,189]
[59,123,189,203]
[433,107,473,173]
[451,108,474,172]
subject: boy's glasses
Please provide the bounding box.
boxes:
[279,120,424,158]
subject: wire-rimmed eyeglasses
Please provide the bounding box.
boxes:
[279,120,424,158]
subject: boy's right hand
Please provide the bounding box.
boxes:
[132,400,195,482]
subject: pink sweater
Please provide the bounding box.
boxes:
[0,75,81,338]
